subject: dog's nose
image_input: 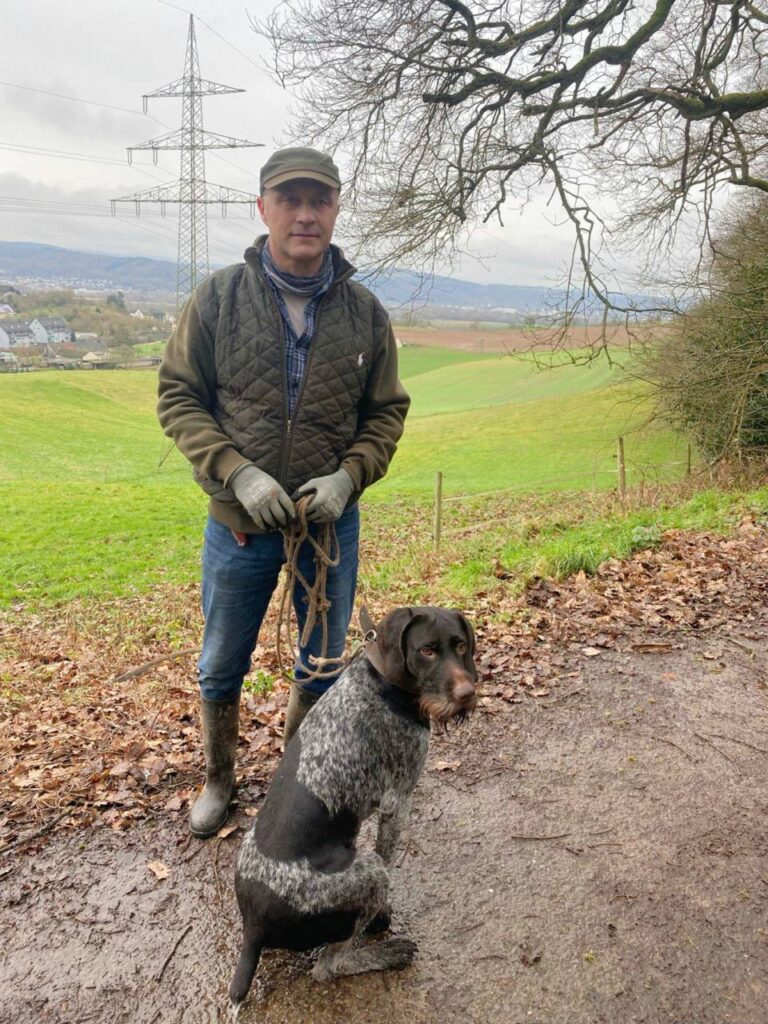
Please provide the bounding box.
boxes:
[453,679,476,704]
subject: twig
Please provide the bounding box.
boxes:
[693,731,739,768]
[704,732,768,754]
[541,688,586,706]
[156,923,192,983]
[508,832,571,841]
[396,834,426,867]
[644,732,699,763]
[465,767,507,787]
[111,648,199,683]
[723,637,755,658]
[146,704,166,738]
[183,842,206,863]
[0,812,69,856]
[436,774,464,792]
[213,839,224,902]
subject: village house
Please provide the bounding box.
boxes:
[0,320,36,348]
[0,317,73,348]
[29,317,73,344]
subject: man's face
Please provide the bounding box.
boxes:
[257,180,340,276]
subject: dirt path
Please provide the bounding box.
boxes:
[4,613,768,1023]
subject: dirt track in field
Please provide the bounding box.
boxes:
[393,323,654,353]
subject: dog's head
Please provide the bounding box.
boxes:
[364,606,478,727]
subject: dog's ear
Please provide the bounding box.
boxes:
[455,611,478,681]
[375,607,419,688]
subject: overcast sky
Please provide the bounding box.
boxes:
[1,0,599,288]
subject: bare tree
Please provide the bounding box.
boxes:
[258,0,768,335]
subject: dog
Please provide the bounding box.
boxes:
[229,605,478,1007]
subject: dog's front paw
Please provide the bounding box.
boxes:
[377,936,418,970]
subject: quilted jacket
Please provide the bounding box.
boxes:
[157,237,410,533]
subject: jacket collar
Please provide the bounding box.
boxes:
[243,234,356,287]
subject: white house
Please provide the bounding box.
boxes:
[29,317,72,344]
[0,320,36,348]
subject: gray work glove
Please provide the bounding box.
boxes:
[228,463,295,531]
[295,468,355,523]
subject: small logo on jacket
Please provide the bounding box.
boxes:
[357,353,365,367]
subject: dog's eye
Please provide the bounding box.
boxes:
[456,641,468,655]
[420,646,436,657]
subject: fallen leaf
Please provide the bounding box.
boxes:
[433,760,461,772]
[519,943,543,967]
[581,647,602,657]
[148,860,169,880]
[216,824,240,839]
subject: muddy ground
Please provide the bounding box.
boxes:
[4,594,768,1024]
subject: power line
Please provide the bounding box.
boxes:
[113,15,261,309]
[0,143,175,185]
[0,79,172,131]
[155,0,266,72]
[153,0,272,181]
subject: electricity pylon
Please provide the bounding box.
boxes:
[111,15,262,309]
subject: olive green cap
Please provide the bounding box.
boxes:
[259,147,341,192]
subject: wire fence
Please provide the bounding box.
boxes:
[431,435,693,549]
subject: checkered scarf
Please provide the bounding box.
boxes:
[261,242,335,416]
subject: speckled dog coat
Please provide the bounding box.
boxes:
[238,655,427,906]
[229,605,478,1005]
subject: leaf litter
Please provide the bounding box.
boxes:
[1,518,767,853]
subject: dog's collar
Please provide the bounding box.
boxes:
[362,633,417,694]
[362,631,387,677]
[379,678,427,726]
[362,633,427,726]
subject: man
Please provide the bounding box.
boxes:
[157,147,410,838]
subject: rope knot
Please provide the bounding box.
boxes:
[275,497,344,684]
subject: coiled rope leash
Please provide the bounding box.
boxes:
[275,496,347,684]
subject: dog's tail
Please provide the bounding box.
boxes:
[229,927,263,1007]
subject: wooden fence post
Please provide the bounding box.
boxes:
[433,471,443,552]
[617,436,626,499]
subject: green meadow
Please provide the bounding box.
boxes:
[0,345,721,607]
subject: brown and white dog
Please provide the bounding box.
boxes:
[229,606,477,1008]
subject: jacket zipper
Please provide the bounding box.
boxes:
[255,252,354,488]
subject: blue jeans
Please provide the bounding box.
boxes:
[198,505,360,701]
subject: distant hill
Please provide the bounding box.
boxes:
[0,241,177,295]
[0,240,657,320]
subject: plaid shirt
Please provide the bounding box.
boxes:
[261,245,334,417]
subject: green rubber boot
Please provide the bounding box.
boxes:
[189,696,239,839]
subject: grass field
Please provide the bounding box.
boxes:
[0,345,701,606]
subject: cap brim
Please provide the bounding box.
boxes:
[262,169,340,190]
